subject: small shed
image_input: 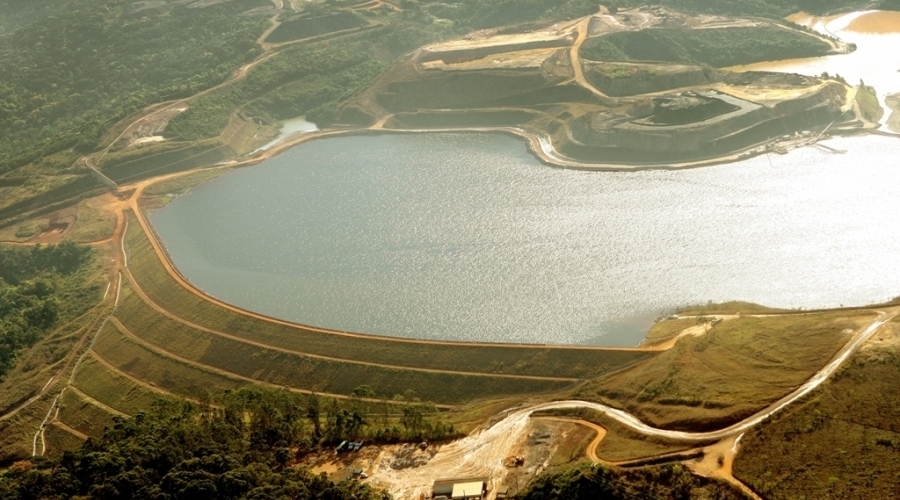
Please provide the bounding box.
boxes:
[451,481,485,500]
[433,477,489,500]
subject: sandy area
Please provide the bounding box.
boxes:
[712,82,826,105]
[687,434,763,500]
[365,417,576,499]
[845,10,900,34]
[421,48,562,71]
[422,31,571,53]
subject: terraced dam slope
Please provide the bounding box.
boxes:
[116,210,654,407]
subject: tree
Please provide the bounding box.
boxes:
[306,393,322,441]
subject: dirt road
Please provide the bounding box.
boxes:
[366,309,894,499]
[567,16,608,98]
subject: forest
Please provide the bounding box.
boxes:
[0,386,458,500]
[0,242,97,379]
[0,0,268,176]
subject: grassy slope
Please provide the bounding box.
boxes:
[90,321,246,401]
[641,318,699,346]
[113,282,573,405]
[535,407,707,462]
[42,424,85,460]
[577,311,877,430]
[56,389,116,438]
[581,25,832,68]
[70,355,168,415]
[676,301,790,316]
[125,213,652,380]
[0,391,54,465]
[733,324,900,499]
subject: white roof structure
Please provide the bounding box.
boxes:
[451,481,484,499]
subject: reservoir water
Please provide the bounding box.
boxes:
[151,132,900,345]
[150,10,900,346]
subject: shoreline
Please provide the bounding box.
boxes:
[230,119,886,176]
[131,125,900,350]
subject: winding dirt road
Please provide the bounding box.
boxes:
[369,309,894,499]
[568,16,608,98]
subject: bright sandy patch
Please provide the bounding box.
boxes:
[422,48,562,71]
[845,10,900,34]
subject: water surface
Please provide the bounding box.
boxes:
[151,132,900,345]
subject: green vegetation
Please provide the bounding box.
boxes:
[0,199,117,244]
[0,0,268,177]
[641,318,699,347]
[56,389,117,438]
[577,311,877,430]
[41,425,85,461]
[534,408,703,462]
[0,242,98,379]
[125,214,652,381]
[91,320,246,400]
[99,140,234,185]
[519,460,746,500]
[114,283,573,404]
[855,83,883,122]
[0,389,393,500]
[164,36,391,140]
[265,12,368,44]
[0,390,54,464]
[675,301,789,316]
[581,26,832,68]
[70,356,169,416]
[388,109,538,128]
[734,334,900,499]
[424,0,600,29]
[64,202,117,244]
[605,0,875,18]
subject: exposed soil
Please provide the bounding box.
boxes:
[845,10,900,34]
[366,415,576,499]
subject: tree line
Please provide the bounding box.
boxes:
[0,385,461,499]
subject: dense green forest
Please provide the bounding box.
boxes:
[581,25,832,67]
[164,38,391,141]
[519,461,747,500]
[0,0,268,176]
[0,242,97,379]
[0,387,752,499]
[0,391,388,499]
[0,387,461,499]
